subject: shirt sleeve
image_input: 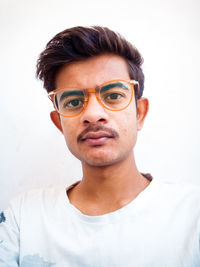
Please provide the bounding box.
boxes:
[0,204,20,267]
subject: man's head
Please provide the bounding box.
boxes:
[36,26,148,167]
[36,26,144,99]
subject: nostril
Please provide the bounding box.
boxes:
[83,118,106,125]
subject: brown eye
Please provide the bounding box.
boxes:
[63,98,84,109]
[106,93,122,100]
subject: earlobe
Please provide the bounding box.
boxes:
[137,98,149,131]
[50,111,63,133]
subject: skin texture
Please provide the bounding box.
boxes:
[51,54,149,215]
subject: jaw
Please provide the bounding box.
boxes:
[77,143,135,168]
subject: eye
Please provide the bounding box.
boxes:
[103,92,124,103]
[64,98,84,109]
[107,93,122,100]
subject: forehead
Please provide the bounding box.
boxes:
[55,54,130,89]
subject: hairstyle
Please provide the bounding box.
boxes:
[36,26,144,99]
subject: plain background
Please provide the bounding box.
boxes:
[0,0,200,210]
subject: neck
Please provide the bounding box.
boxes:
[78,151,150,203]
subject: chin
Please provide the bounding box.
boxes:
[83,159,117,167]
[81,151,130,167]
[69,145,134,167]
[70,150,117,167]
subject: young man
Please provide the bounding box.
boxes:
[0,26,200,266]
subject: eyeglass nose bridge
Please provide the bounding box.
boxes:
[87,88,96,93]
[84,87,101,102]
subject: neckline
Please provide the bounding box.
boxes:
[63,177,159,224]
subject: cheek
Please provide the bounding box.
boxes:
[61,121,75,144]
[120,111,137,132]
[118,112,138,143]
[122,127,128,135]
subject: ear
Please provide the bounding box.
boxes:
[50,111,63,133]
[136,98,149,131]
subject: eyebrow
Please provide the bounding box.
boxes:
[101,82,129,92]
[59,90,84,102]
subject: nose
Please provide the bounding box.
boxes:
[80,93,109,125]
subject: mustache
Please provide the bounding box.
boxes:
[77,125,119,142]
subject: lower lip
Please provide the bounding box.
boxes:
[84,137,112,146]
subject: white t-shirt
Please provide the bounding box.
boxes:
[0,178,200,267]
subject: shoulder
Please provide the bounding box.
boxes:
[156,179,200,197]
[10,187,65,207]
[7,187,67,224]
[153,179,200,214]
[10,180,81,208]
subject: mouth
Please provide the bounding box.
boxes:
[81,131,114,146]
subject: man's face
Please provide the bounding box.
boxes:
[51,54,148,167]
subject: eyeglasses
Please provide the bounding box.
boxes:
[48,79,139,117]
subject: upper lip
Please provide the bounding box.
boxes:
[81,131,114,141]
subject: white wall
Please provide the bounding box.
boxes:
[0,0,200,210]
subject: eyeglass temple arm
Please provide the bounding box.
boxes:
[48,91,55,101]
[130,80,140,98]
